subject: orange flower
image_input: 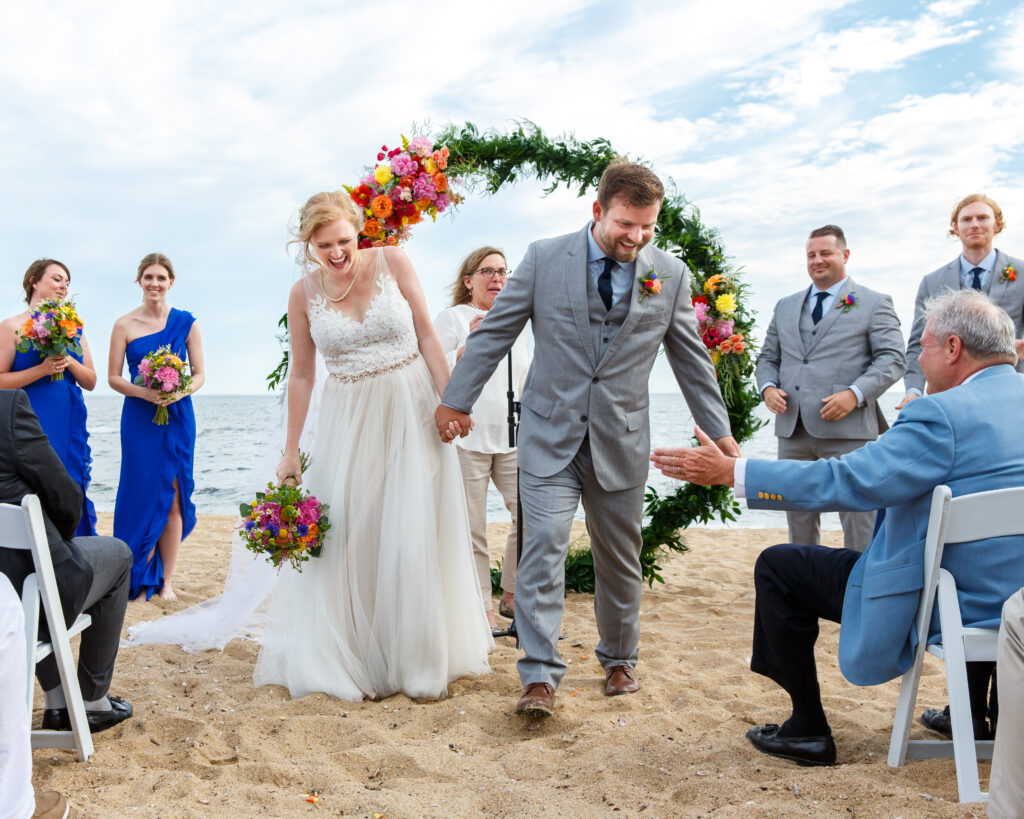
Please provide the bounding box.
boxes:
[21,319,33,334]
[415,197,431,211]
[704,274,728,294]
[372,239,384,247]
[363,218,382,237]
[649,279,662,294]
[385,235,398,246]
[399,175,415,188]
[433,173,448,192]
[370,195,393,219]
[406,210,422,225]
[307,523,318,537]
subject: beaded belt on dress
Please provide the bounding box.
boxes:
[328,352,419,383]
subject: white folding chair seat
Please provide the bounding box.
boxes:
[1,495,94,762]
[887,485,1023,804]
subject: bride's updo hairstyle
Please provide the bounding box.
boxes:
[291,191,365,269]
[136,252,176,282]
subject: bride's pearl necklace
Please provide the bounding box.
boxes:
[319,254,361,303]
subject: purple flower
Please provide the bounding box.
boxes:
[412,175,437,201]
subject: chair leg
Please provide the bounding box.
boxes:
[888,651,925,767]
[20,578,39,715]
[938,580,986,803]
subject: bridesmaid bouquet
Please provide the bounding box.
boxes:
[133,344,192,425]
[15,298,84,381]
[238,480,330,571]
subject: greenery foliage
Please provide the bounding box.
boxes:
[272,121,765,594]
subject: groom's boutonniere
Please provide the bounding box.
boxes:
[1001,264,1017,283]
[836,292,858,313]
[638,268,669,303]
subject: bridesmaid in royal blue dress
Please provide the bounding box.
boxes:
[108,253,205,601]
[0,258,98,536]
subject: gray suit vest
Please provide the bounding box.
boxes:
[586,270,632,364]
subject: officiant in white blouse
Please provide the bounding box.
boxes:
[434,247,531,629]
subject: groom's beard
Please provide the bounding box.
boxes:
[594,223,648,264]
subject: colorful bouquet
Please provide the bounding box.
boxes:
[15,298,84,381]
[238,480,330,571]
[344,134,461,248]
[132,344,192,425]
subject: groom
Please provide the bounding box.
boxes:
[435,160,737,716]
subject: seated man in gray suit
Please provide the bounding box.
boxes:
[755,225,905,551]
[0,389,133,734]
[897,193,1023,742]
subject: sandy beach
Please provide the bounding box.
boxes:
[29,513,988,818]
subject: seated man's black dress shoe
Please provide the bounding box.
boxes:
[746,723,836,766]
[920,705,991,740]
[41,695,133,734]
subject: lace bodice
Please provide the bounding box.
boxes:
[306,251,418,381]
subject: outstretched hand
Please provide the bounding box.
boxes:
[650,426,737,487]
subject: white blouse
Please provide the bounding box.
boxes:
[434,303,531,454]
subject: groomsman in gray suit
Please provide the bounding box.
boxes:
[898,193,1024,409]
[435,160,737,716]
[755,226,905,552]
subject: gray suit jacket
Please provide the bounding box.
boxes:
[754,277,905,440]
[442,224,731,492]
[904,249,1024,392]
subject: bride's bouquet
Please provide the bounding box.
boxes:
[16,298,84,381]
[133,344,192,425]
[238,480,330,572]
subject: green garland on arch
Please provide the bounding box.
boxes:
[269,121,765,592]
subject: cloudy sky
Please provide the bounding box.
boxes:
[2,0,1021,394]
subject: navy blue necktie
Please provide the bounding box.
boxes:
[811,291,828,324]
[599,257,615,311]
[969,266,984,291]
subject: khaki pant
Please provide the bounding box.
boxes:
[990,588,1024,818]
[457,448,519,610]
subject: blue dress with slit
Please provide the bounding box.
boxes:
[113,308,197,600]
[12,333,98,537]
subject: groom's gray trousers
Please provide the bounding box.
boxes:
[516,435,645,689]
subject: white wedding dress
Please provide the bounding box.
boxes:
[127,249,491,702]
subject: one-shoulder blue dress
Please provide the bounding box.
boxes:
[113,308,198,600]
[12,334,97,537]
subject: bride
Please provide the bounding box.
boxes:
[127,191,491,702]
[253,191,492,701]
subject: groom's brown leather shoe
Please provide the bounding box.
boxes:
[515,683,555,717]
[605,665,640,696]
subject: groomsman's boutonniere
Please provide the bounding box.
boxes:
[836,292,858,313]
[638,268,670,303]
[1002,264,1017,283]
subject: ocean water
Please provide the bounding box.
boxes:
[82,392,903,529]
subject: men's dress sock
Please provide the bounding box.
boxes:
[779,714,829,738]
[967,661,996,721]
[83,696,111,712]
[43,687,66,710]
[780,696,829,737]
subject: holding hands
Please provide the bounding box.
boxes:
[650,426,738,487]
[434,404,472,443]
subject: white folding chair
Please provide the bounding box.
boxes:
[887,484,1023,803]
[0,495,94,762]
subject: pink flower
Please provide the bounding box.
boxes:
[434,192,451,213]
[714,319,734,337]
[694,301,709,323]
[412,174,437,201]
[408,135,432,157]
[390,154,417,176]
[138,359,152,377]
[155,366,179,392]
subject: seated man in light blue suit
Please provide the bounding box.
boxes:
[651,290,1024,766]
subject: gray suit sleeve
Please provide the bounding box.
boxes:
[662,266,731,440]
[441,243,536,413]
[903,276,931,393]
[754,308,781,395]
[851,293,906,402]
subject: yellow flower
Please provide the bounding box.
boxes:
[423,158,436,174]
[373,165,393,185]
[711,350,721,366]
[715,293,737,314]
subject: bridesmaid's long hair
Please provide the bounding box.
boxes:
[22,258,70,305]
[136,253,176,282]
[450,246,505,307]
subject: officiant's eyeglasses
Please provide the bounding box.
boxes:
[473,267,510,280]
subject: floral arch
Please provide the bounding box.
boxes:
[269,122,764,592]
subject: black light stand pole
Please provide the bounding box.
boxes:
[491,350,521,644]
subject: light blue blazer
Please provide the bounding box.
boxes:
[746,364,1024,685]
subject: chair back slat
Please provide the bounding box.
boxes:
[0,503,33,550]
[944,486,1024,544]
